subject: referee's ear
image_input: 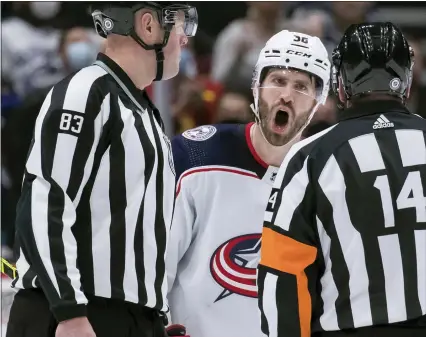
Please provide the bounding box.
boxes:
[134,9,162,46]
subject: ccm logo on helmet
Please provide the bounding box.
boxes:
[286,50,312,58]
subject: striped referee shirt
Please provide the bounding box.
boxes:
[258,100,426,337]
[12,53,176,322]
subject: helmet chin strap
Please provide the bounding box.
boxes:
[130,28,171,82]
[250,103,278,147]
[153,47,165,81]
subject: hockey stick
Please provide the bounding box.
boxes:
[1,257,16,280]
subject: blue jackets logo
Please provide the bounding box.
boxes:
[210,233,261,302]
[182,125,217,141]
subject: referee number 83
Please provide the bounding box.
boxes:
[59,112,84,135]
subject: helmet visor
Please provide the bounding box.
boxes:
[254,68,321,105]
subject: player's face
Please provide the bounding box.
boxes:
[161,11,189,80]
[258,68,317,146]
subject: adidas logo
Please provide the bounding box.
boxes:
[373,115,394,129]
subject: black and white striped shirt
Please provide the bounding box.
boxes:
[12,53,176,322]
[258,100,426,337]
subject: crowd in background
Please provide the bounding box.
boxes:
[2,1,426,257]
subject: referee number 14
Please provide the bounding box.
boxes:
[374,171,426,227]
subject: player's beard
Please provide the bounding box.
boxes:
[257,97,313,147]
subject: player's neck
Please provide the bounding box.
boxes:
[251,123,300,167]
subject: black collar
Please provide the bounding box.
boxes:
[338,100,411,122]
[96,53,164,130]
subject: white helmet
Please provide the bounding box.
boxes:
[251,30,331,121]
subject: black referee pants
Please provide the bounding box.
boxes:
[6,289,168,337]
[313,316,426,337]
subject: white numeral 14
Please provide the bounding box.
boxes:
[374,171,426,227]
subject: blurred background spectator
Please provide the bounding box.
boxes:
[211,2,287,98]
[289,2,377,55]
[2,2,103,99]
[1,1,426,255]
[215,91,252,124]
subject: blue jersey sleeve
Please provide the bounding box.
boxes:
[171,135,192,183]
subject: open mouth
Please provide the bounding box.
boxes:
[272,110,289,133]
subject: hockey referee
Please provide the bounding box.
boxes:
[6,2,197,337]
[258,22,426,337]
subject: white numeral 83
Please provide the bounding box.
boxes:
[59,112,84,134]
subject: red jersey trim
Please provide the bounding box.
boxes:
[176,166,258,196]
[245,123,268,169]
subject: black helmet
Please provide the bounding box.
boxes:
[331,22,414,107]
[91,2,198,81]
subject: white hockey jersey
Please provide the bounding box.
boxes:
[167,123,279,337]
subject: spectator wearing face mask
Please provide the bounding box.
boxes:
[59,26,102,74]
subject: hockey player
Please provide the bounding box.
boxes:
[166,30,331,337]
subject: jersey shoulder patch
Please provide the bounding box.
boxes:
[172,124,246,181]
[182,125,217,142]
